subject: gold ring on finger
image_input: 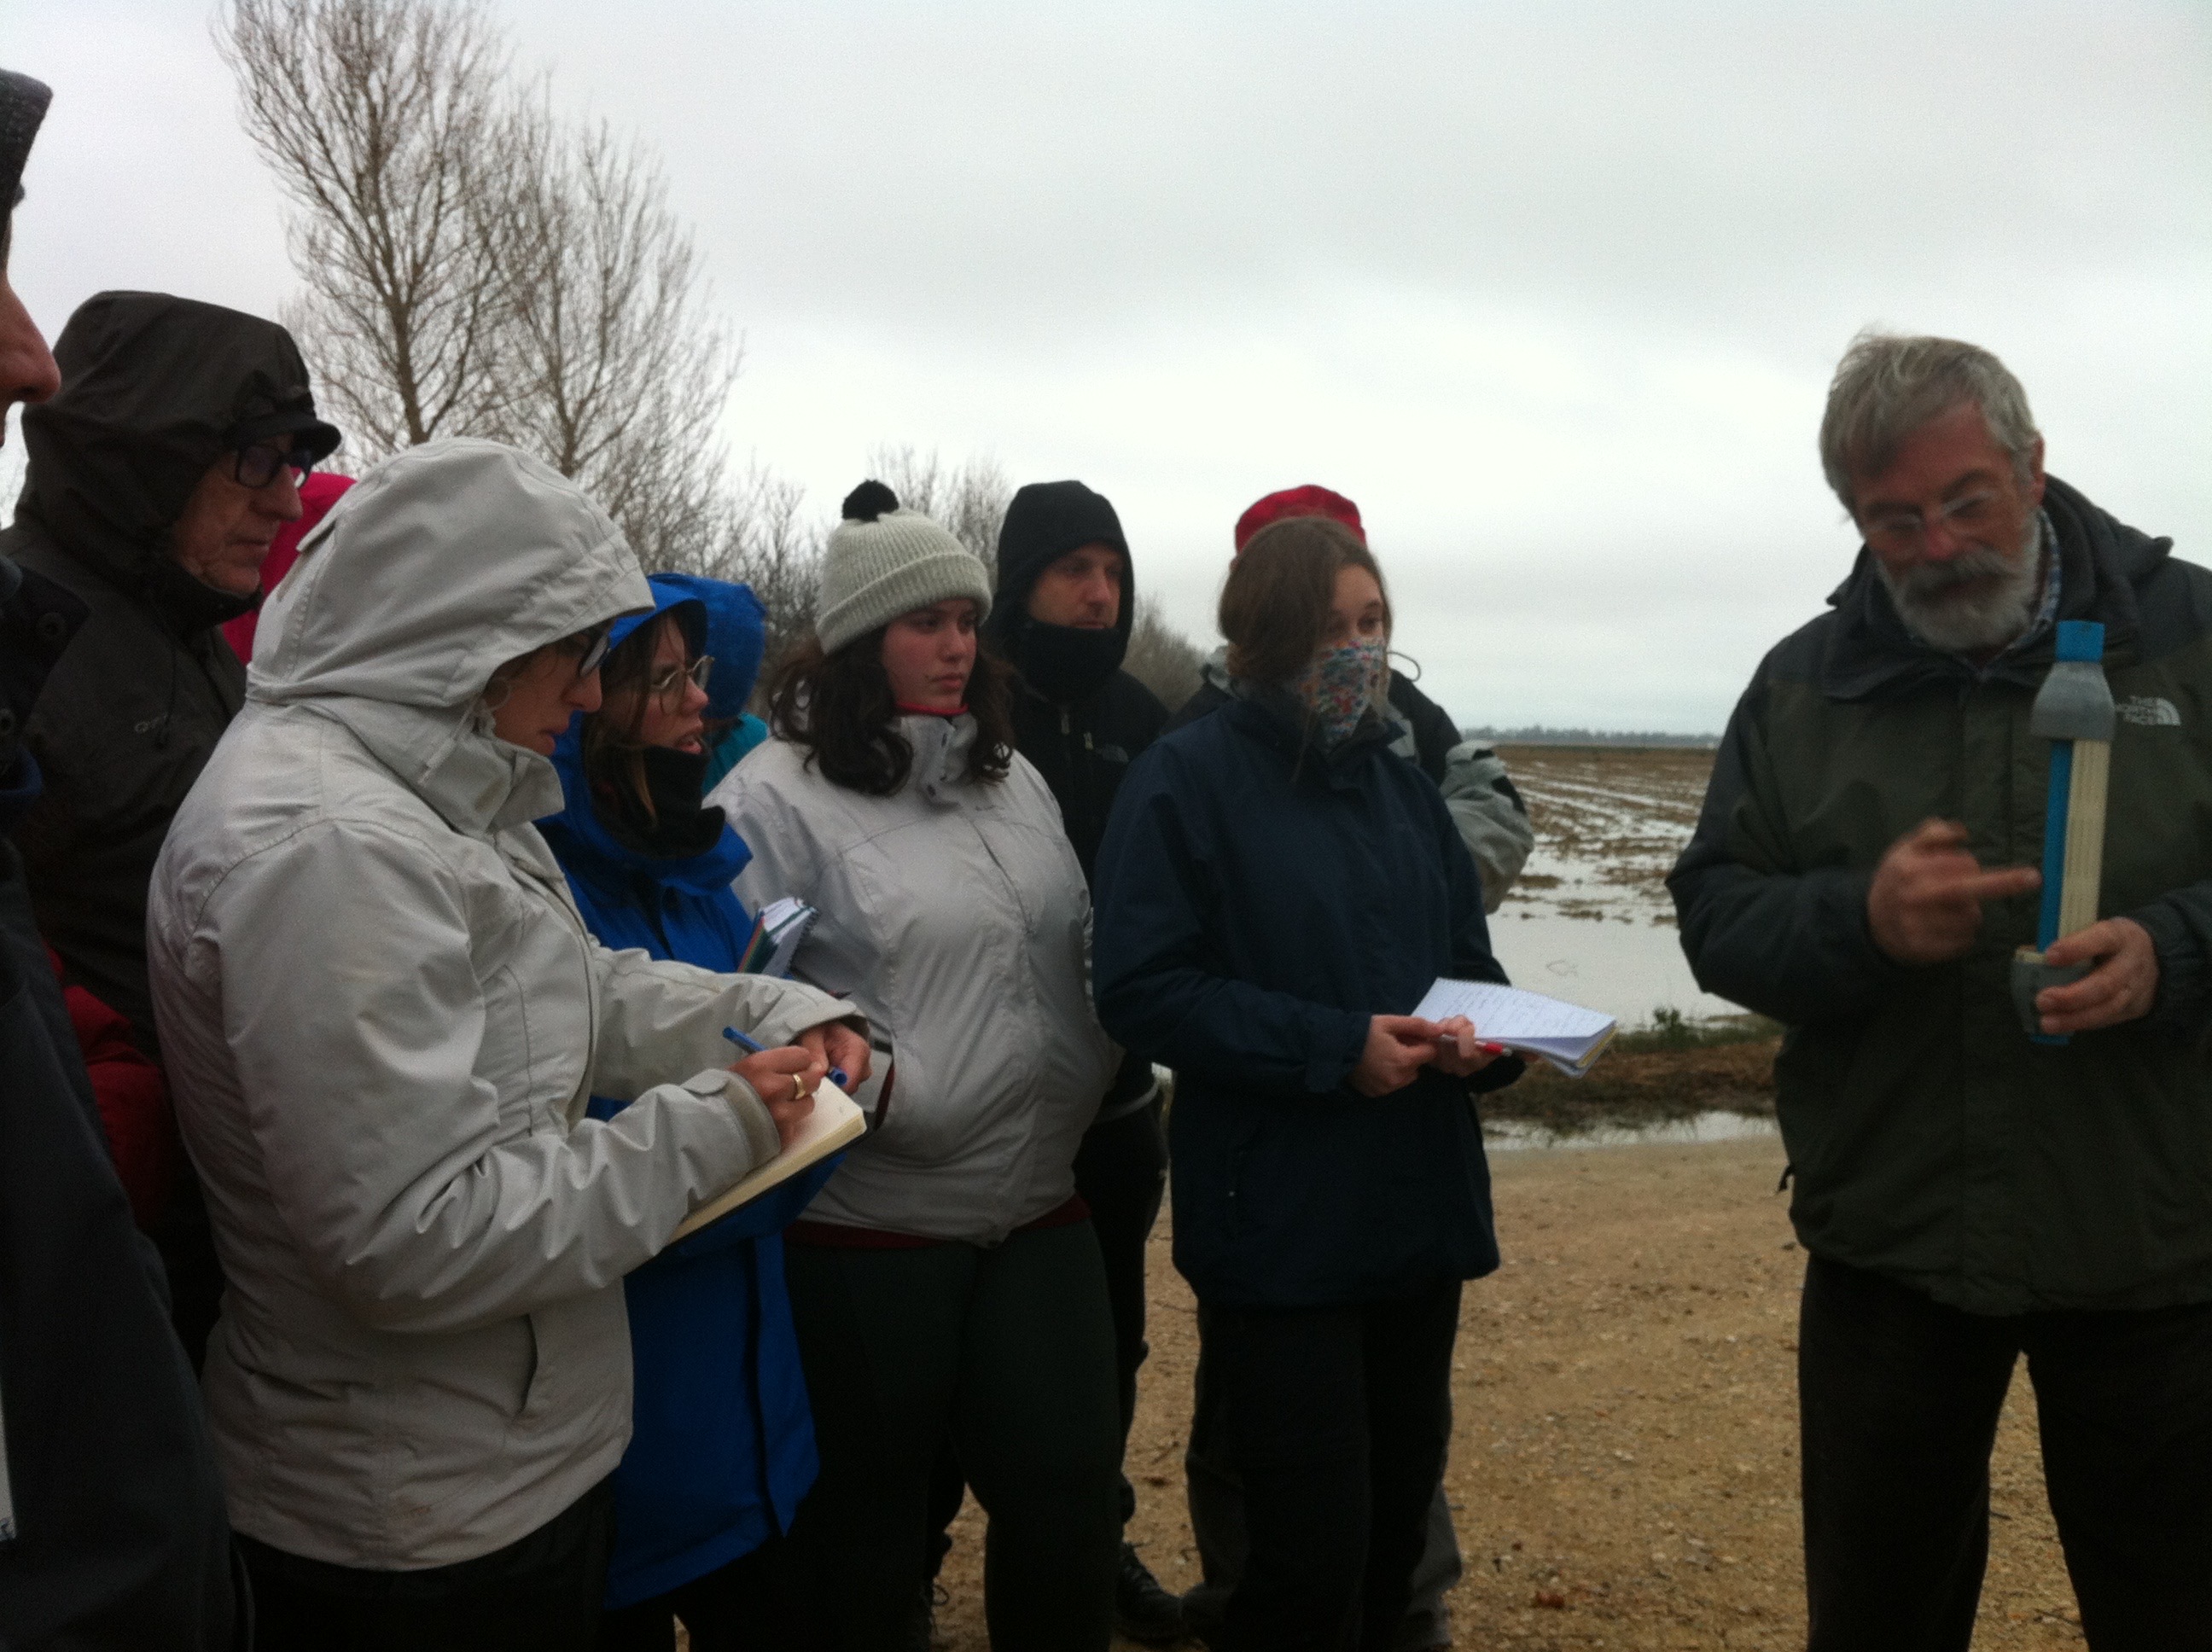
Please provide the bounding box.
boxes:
[791,1073,806,1104]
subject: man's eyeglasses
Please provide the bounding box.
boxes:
[1860,489,2002,553]
[234,441,313,491]
[646,654,713,708]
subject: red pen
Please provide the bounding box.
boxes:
[1477,1042,1509,1056]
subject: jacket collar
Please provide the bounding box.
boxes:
[898,711,981,807]
[1815,474,2159,703]
[1224,678,1394,784]
[317,695,566,841]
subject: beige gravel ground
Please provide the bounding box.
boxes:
[928,1136,2090,1650]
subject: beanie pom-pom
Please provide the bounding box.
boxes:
[841,480,899,522]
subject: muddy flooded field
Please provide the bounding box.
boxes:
[1487,744,1740,1031]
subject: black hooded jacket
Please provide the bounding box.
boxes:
[0,86,242,1648]
[3,291,333,1046]
[987,481,1168,1112]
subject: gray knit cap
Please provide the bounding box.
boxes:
[816,480,993,655]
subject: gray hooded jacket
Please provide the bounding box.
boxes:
[147,441,858,1568]
[712,715,1118,1243]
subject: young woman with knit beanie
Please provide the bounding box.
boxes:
[707,482,1123,1651]
[1091,515,1524,1652]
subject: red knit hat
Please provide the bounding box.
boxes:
[1232,484,1365,556]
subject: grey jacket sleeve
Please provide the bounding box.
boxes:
[588,945,862,1103]
[1668,682,1906,1026]
[1439,742,1534,913]
[207,821,792,1335]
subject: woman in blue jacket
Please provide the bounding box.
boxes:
[1092,516,1521,1652]
[538,574,831,1651]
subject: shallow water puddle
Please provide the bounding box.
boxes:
[1483,1108,1779,1152]
[1489,745,1749,1028]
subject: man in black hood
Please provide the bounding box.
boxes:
[981,479,1183,1641]
[3,289,339,1368]
[0,67,244,1649]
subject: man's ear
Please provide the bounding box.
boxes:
[2024,435,2047,508]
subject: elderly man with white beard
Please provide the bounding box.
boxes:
[1670,331,2212,1652]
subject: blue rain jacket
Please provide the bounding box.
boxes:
[1093,689,1520,1309]
[538,575,833,1610]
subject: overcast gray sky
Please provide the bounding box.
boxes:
[9,2,2209,731]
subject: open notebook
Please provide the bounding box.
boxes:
[671,1086,865,1240]
[1412,979,1618,1079]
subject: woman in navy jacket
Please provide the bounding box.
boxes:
[1092,516,1521,1652]
[538,574,833,1650]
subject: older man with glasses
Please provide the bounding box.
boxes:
[3,288,340,1370]
[1672,330,2212,1649]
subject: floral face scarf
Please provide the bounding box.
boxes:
[1296,634,1388,748]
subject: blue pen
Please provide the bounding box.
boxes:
[723,1025,848,1091]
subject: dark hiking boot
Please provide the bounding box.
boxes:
[1114,1542,1186,1645]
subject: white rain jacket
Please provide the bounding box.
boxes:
[147,440,859,1569]
[711,715,1117,1243]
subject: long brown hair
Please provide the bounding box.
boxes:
[579,611,688,824]
[767,625,1016,796]
[1220,516,1392,683]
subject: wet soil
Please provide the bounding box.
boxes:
[929,1137,2087,1650]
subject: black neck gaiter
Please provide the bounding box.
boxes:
[599,745,726,859]
[1013,620,1126,704]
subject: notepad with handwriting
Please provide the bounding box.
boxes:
[670,1086,864,1240]
[1411,979,1618,1079]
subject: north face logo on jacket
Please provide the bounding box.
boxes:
[2116,695,2182,726]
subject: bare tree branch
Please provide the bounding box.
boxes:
[219,0,519,457]
[864,444,1010,573]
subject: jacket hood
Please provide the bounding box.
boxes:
[985,480,1134,701]
[16,292,339,610]
[249,439,651,834]
[541,575,755,895]
[1817,474,2171,704]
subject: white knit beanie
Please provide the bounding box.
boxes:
[815,481,994,656]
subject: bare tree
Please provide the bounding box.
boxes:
[1124,596,1205,711]
[220,0,519,457]
[704,463,824,677]
[863,444,1010,571]
[489,108,743,573]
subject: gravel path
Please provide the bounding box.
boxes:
[928,1137,2088,1649]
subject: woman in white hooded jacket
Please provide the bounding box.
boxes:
[708,481,1121,1651]
[146,439,868,1652]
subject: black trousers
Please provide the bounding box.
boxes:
[596,1535,803,1652]
[1800,1254,2212,1652]
[925,1098,1168,1568]
[239,1479,614,1652]
[1198,1281,1462,1652]
[784,1221,1122,1652]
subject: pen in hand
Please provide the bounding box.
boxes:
[723,1025,848,1091]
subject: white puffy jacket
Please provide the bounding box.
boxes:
[147,440,858,1569]
[711,715,1117,1244]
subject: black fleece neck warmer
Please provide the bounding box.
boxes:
[600,746,726,859]
[1011,619,1128,704]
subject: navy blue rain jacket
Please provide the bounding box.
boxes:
[1093,691,1519,1308]
[537,576,835,1610]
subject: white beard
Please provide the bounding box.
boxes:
[1878,516,2045,655]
